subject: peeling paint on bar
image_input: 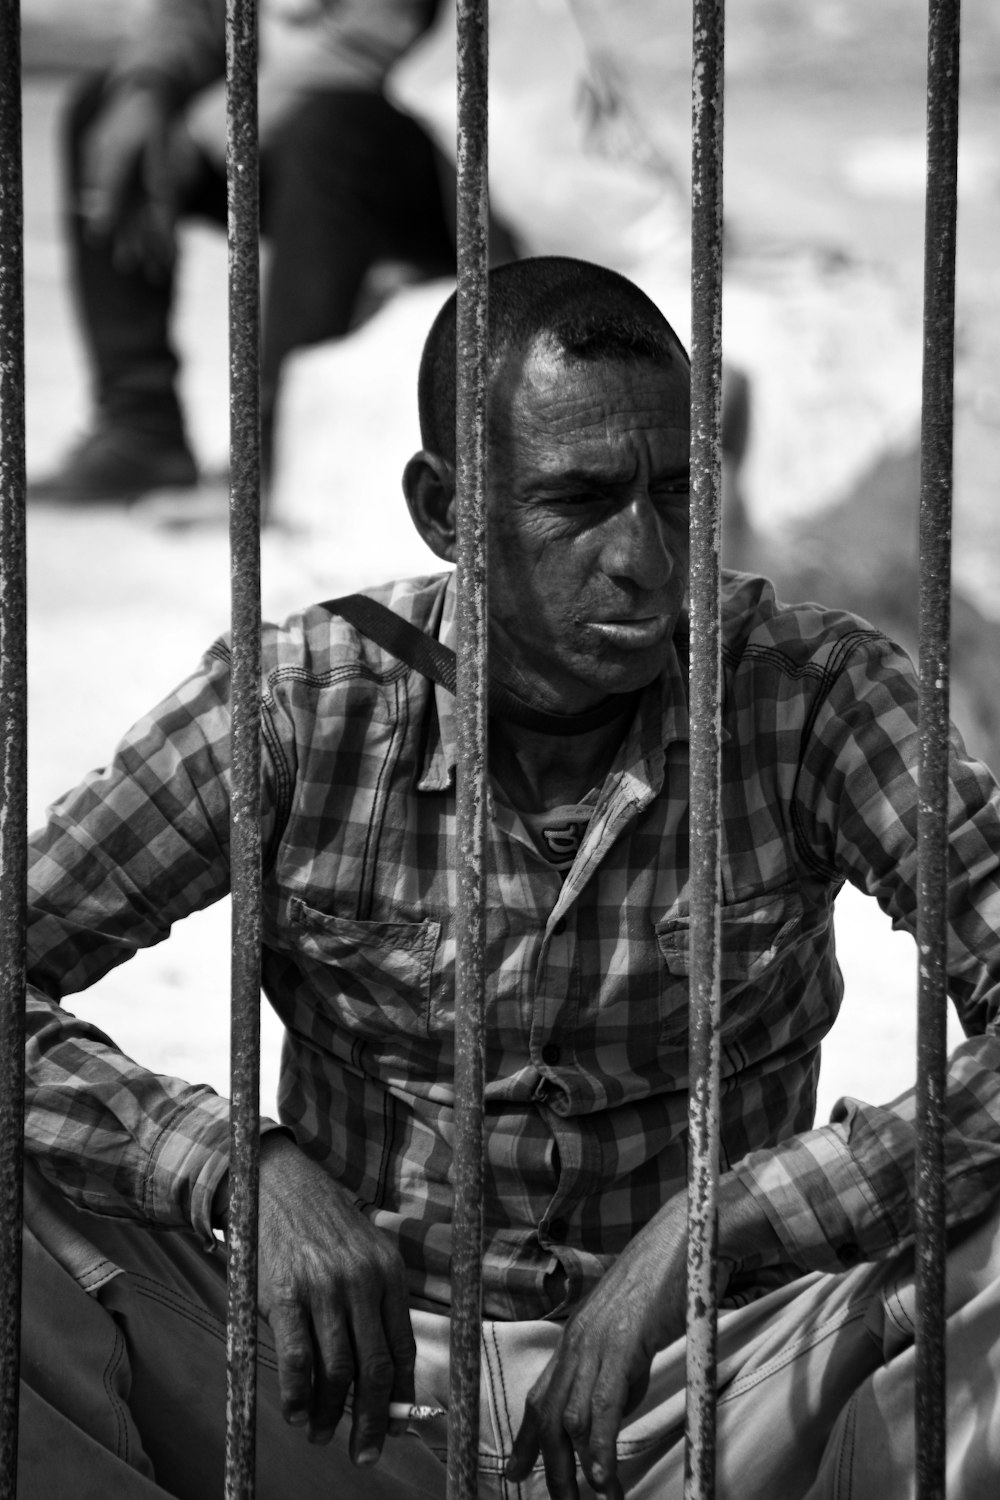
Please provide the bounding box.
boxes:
[915,3,960,1497]
[224,0,263,1495]
[685,3,725,1499]
[0,0,27,1491]
[447,4,490,1500]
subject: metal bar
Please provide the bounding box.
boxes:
[685,1,725,1497]
[447,2,490,1498]
[0,0,28,1490]
[224,0,263,1491]
[915,2,960,1496]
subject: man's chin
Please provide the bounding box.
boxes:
[580,620,675,694]
[571,648,665,704]
[495,623,671,715]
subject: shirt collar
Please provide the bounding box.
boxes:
[416,574,460,792]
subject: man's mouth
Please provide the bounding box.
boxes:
[587,614,671,649]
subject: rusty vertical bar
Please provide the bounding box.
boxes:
[915,2,959,1496]
[448,1,490,1498]
[0,0,27,1494]
[685,1,725,1498]
[224,0,263,1492]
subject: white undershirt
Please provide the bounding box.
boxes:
[515,797,597,871]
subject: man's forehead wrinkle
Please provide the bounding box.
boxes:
[512,377,683,445]
[521,345,684,418]
[485,340,690,505]
[515,396,687,477]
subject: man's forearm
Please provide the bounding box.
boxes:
[25,983,235,1238]
[504,1171,789,1499]
[716,1169,786,1273]
[733,1034,1000,1276]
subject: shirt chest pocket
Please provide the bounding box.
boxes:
[654,890,810,1046]
[288,896,441,1038]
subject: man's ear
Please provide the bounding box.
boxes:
[403,451,458,563]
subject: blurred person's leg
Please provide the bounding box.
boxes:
[256,87,530,485]
[29,72,226,503]
[258,89,456,480]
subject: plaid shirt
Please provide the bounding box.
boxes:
[25,570,1000,1320]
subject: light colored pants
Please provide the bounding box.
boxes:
[18,1167,1000,1498]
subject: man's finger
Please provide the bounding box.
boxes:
[346,1289,399,1465]
[540,1346,611,1500]
[381,1268,418,1400]
[308,1299,355,1443]
[506,1371,582,1497]
[506,1354,556,1483]
[506,1399,541,1482]
[268,1299,317,1428]
[578,1368,629,1499]
[538,1423,582,1500]
[508,1401,582,1500]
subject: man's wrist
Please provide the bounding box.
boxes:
[716,1170,785,1271]
[210,1171,230,1237]
[211,1129,302,1238]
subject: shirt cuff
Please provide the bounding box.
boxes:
[144,1090,289,1251]
[732,1103,913,1273]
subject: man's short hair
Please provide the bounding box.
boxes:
[417,256,689,463]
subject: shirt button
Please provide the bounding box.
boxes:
[837,1242,862,1267]
[541,1042,561,1066]
[553,918,567,935]
[549,1217,568,1242]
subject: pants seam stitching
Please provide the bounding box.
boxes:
[101,1321,132,1467]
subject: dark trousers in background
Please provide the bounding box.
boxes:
[65,73,461,472]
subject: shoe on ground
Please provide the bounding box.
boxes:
[27,428,199,505]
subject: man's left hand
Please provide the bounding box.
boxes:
[505,1192,698,1500]
[506,1171,783,1499]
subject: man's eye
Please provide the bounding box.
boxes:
[651,483,690,513]
[651,479,690,501]
[551,491,606,509]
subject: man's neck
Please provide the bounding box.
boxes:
[488,714,630,812]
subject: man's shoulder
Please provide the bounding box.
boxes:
[260,572,451,683]
[719,569,890,677]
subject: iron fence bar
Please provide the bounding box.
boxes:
[224,0,263,1492]
[684,1,725,1497]
[0,0,27,1493]
[915,2,960,1496]
[447,1,490,1497]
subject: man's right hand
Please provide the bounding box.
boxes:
[223,1132,418,1465]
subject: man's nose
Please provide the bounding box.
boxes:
[602,493,678,590]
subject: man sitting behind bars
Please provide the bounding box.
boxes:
[19,255,1000,1499]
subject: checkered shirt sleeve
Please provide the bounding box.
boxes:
[24,641,289,1248]
[733,622,1000,1270]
